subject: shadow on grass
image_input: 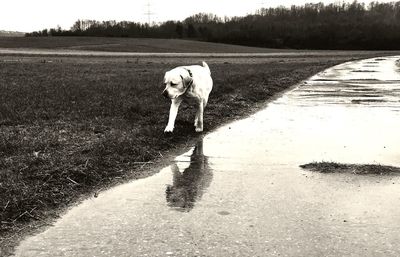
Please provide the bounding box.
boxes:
[300,162,400,175]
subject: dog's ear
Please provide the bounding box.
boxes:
[180,74,193,89]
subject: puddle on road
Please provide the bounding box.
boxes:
[15,56,400,257]
[289,57,400,109]
[166,140,213,212]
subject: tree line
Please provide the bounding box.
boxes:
[26,1,400,50]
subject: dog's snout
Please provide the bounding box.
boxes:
[162,90,169,98]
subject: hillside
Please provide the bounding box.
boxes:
[0,37,292,53]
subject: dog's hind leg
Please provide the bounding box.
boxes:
[195,101,204,132]
[194,112,199,128]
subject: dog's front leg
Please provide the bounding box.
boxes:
[165,98,182,133]
[195,101,204,132]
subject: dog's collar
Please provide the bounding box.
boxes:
[182,68,193,94]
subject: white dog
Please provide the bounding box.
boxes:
[162,61,213,133]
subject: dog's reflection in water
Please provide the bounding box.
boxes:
[166,139,213,212]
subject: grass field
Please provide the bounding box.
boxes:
[0,37,396,254]
[0,37,292,53]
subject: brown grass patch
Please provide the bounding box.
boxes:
[300,162,400,175]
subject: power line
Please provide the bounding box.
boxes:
[259,1,268,8]
[144,0,155,25]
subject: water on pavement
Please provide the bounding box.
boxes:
[14,56,400,257]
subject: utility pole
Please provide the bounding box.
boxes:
[259,1,267,8]
[258,1,267,15]
[144,0,154,25]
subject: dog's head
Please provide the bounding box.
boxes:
[165,185,195,212]
[162,67,193,99]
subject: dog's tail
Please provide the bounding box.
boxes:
[202,61,211,75]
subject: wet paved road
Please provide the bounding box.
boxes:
[14,56,400,256]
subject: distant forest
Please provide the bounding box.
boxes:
[26,1,400,50]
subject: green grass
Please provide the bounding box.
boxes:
[0,52,386,253]
[300,162,400,175]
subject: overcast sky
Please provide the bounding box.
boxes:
[1,0,394,32]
